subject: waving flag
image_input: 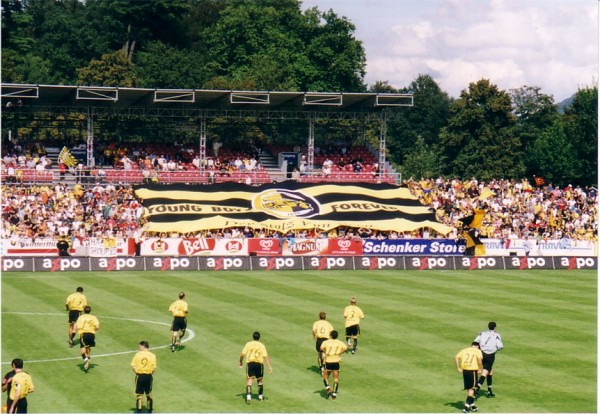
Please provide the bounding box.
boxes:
[58,146,79,167]
[134,181,453,235]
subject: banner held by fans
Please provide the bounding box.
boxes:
[58,146,79,167]
[134,182,453,235]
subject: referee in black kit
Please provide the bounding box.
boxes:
[474,321,504,397]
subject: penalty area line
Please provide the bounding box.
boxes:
[1,312,195,365]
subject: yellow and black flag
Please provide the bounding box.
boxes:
[459,209,485,230]
[58,146,79,167]
[133,181,454,235]
[463,229,486,256]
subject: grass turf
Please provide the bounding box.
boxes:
[1,269,596,413]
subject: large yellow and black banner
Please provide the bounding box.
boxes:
[134,182,453,235]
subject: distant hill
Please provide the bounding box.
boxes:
[557,94,574,113]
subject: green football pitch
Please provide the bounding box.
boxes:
[1,269,596,413]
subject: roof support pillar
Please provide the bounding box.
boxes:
[307,112,316,174]
[378,112,387,179]
[86,107,94,167]
[199,115,207,177]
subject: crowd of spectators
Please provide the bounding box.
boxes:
[1,176,596,246]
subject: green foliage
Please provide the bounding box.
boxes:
[76,50,137,87]
[1,269,596,413]
[439,79,525,179]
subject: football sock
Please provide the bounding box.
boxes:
[323,379,329,388]
[466,396,474,405]
[258,385,263,396]
[135,397,142,413]
[147,396,153,413]
[70,332,75,341]
[333,382,339,393]
[487,376,492,387]
[246,385,252,397]
[353,339,358,350]
[476,376,485,387]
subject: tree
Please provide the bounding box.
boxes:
[561,85,598,185]
[510,85,558,178]
[439,79,524,180]
[400,135,444,179]
[530,119,578,186]
[76,50,137,87]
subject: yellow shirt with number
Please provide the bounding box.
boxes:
[312,320,334,339]
[320,339,348,363]
[241,340,268,364]
[455,347,483,371]
[343,304,365,327]
[76,314,100,334]
[131,350,157,374]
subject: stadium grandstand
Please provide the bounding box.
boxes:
[1,84,597,261]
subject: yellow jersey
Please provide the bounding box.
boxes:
[343,304,364,327]
[312,320,334,339]
[169,299,188,317]
[455,347,483,371]
[320,339,348,363]
[241,340,268,364]
[76,314,100,334]
[9,371,34,400]
[131,350,157,374]
[65,292,87,311]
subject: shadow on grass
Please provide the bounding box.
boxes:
[313,389,330,400]
[307,364,322,374]
[444,400,466,410]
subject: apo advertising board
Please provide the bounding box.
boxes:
[1,255,597,272]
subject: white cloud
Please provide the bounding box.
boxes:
[303,0,598,102]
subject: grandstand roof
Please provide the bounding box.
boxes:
[1,84,412,118]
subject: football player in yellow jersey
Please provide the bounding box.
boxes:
[455,341,483,414]
[239,332,273,405]
[168,292,188,352]
[65,287,87,348]
[7,359,34,414]
[75,306,100,372]
[131,341,157,414]
[343,297,364,354]
[312,312,334,373]
[320,330,348,400]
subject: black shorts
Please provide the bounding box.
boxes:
[68,310,82,324]
[324,362,340,372]
[171,317,187,332]
[482,352,496,372]
[462,370,478,390]
[246,362,264,379]
[11,397,27,413]
[80,332,96,348]
[345,324,360,337]
[134,373,153,395]
[316,338,327,353]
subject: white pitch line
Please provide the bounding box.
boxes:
[1,312,195,364]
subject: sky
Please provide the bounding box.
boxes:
[301,0,598,102]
